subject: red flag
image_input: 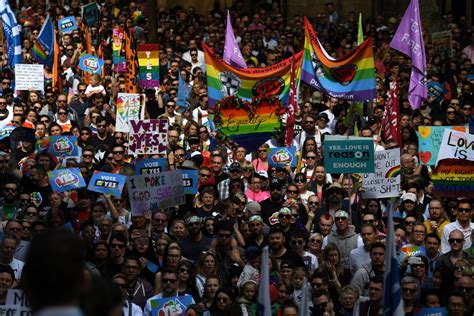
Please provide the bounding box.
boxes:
[286,56,297,147]
[383,74,401,147]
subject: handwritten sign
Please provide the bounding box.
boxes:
[48,168,86,192]
[15,64,44,92]
[180,170,198,194]
[437,129,474,164]
[432,159,474,198]
[115,93,144,132]
[135,158,167,175]
[268,146,297,168]
[323,136,374,173]
[6,289,31,309]
[49,136,79,157]
[127,171,185,215]
[88,171,127,197]
[151,295,194,316]
[128,119,168,156]
[58,16,77,33]
[362,148,400,198]
[418,126,455,165]
[79,53,105,75]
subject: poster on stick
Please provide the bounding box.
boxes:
[362,148,401,199]
[115,93,144,132]
[128,119,168,156]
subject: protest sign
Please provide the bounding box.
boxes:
[436,129,474,164]
[0,125,15,140]
[138,44,159,89]
[15,64,44,91]
[79,53,105,75]
[415,307,448,316]
[323,136,374,173]
[432,30,453,58]
[112,28,125,72]
[88,171,127,197]
[427,81,447,103]
[128,119,168,156]
[268,147,297,168]
[400,244,426,257]
[151,295,194,316]
[362,148,400,198]
[5,289,32,315]
[58,16,77,33]
[431,159,474,198]
[48,168,86,192]
[81,2,98,26]
[135,158,167,175]
[49,136,79,157]
[115,93,144,132]
[418,126,450,165]
[127,170,185,215]
[181,170,199,194]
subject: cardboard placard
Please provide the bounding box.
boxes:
[14,64,44,91]
[362,148,401,198]
[48,168,86,192]
[87,171,127,197]
[115,93,144,133]
[128,119,168,156]
[323,135,375,173]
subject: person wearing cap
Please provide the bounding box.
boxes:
[180,216,213,263]
[323,182,359,227]
[247,215,268,248]
[400,192,420,219]
[260,178,285,226]
[322,209,363,269]
[441,199,474,254]
[217,161,247,201]
[316,112,331,134]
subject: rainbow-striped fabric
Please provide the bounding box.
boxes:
[203,43,302,107]
[203,43,302,150]
[301,17,376,101]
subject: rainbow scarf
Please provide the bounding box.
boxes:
[301,17,376,101]
[204,43,302,150]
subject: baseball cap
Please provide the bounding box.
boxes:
[279,207,292,215]
[249,214,263,223]
[257,170,268,179]
[403,192,417,203]
[229,162,242,172]
[269,178,282,190]
[335,210,349,218]
[185,216,201,225]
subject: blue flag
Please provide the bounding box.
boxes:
[31,15,54,68]
[257,246,271,316]
[0,0,22,69]
[383,200,404,316]
[177,71,191,111]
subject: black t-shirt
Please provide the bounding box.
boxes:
[87,134,115,162]
[180,234,213,263]
[20,178,52,209]
[146,100,164,119]
[274,248,305,269]
[260,198,284,226]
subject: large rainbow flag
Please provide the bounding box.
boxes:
[204,43,302,151]
[301,17,376,101]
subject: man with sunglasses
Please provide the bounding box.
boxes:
[87,117,115,162]
[441,199,474,254]
[260,178,285,226]
[144,267,195,316]
[436,230,469,283]
[290,229,318,273]
[70,83,89,124]
[104,233,128,279]
[112,273,144,316]
[217,162,247,201]
[0,96,13,129]
[1,180,20,220]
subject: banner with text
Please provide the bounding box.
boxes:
[323,136,374,173]
[127,170,185,215]
[431,158,474,198]
[88,171,127,197]
[128,119,168,156]
[362,148,401,198]
[436,129,474,164]
[116,93,144,132]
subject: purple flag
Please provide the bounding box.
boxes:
[390,0,426,109]
[223,11,247,68]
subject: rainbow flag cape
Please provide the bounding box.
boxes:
[204,43,302,151]
[301,17,376,101]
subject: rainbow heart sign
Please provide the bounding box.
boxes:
[432,158,474,198]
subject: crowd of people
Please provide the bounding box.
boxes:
[0,0,473,315]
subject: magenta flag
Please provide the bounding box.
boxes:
[223,11,247,68]
[390,0,426,109]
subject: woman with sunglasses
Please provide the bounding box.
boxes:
[252,144,269,172]
[293,172,315,204]
[308,232,324,263]
[177,260,200,302]
[208,289,235,314]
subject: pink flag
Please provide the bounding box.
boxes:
[390,0,426,109]
[223,11,247,68]
[286,56,297,147]
[383,74,401,147]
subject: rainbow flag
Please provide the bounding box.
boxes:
[204,43,302,151]
[137,44,159,89]
[301,17,376,101]
[204,43,302,106]
[31,15,54,68]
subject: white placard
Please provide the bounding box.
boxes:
[362,148,401,199]
[15,64,44,92]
